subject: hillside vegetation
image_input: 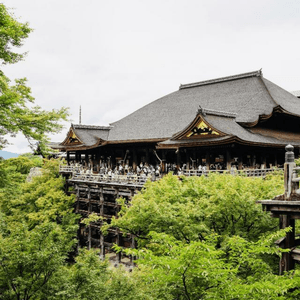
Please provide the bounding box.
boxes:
[1,156,300,299]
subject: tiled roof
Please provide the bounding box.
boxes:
[62,70,300,148]
[61,124,111,147]
[107,70,300,142]
[158,111,300,148]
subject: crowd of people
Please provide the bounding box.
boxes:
[67,159,279,179]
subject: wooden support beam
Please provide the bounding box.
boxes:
[291,248,300,262]
[100,233,105,260]
[226,150,231,170]
[205,152,210,170]
[279,215,295,274]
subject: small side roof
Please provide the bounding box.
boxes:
[60,124,111,150]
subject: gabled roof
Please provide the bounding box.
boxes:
[157,108,300,149]
[59,70,300,150]
[60,124,111,150]
[107,70,300,142]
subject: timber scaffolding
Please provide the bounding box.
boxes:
[258,145,300,275]
[60,165,282,267]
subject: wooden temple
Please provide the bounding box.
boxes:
[57,70,300,264]
[57,70,300,173]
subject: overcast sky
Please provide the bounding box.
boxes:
[2,0,300,153]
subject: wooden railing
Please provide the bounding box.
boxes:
[183,168,282,177]
[67,171,155,186]
[59,165,283,185]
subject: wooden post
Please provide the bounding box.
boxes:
[279,216,295,274]
[132,149,137,172]
[262,154,267,169]
[99,187,104,217]
[274,153,278,167]
[67,151,70,165]
[205,152,210,170]
[145,148,149,164]
[130,234,135,266]
[116,230,122,264]
[88,186,91,250]
[226,150,231,170]
[176,149,181,170]
[100,232,105,260]
[238,154,243,170]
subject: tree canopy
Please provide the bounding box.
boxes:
[0,4,68,153]
[107,172,300,299]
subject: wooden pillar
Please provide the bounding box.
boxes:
[67,151,70,165]
[279,216,295,274]
[205,152,210,170]
[132,149,137,171]
[176,149,181,169]
[116,230,122,263]
[185,149,189,170]
[130,234,135,266]
[145,148,149,164]
[99,187,104,216]
[238,154,243,170]
[226,150,231,170]
[100,232,105,260]
[99,188,105,260]
[252,154,256,168]
[88,186,91,250]
[115,188,119,218]
[274,153,278,167]
[162,151,166,173]
[76,184,80,213]
[262,154,267,169]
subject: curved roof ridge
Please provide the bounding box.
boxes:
[179,69,262,90]
[202,108,237,118]
[73,124,111,130]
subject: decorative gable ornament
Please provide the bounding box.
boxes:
[61,127,83,146]
[186,120,220,137]
[172,112,225,140]
[69,131,80,143]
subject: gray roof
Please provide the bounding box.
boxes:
[61,70,300,148]
[107,70,300,142]
[71,125,110,146]
[159,111,300,147]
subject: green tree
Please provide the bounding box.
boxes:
[109,173,282,246]
[0,157,78,299]
[0,4,68,152]
[0,157,154,300]
[108,172,300,299]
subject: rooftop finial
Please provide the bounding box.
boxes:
[79,105,82,124]
[198,105,206,116]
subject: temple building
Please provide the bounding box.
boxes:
[58,70,300,172]
[57,69,300,262]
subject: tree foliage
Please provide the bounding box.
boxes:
[110,173,283,245]
[0,4,69,152]
[108,172,300,299]
[0,156,153,300]
[0,4,31,65]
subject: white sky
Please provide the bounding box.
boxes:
[2,0,300,153]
